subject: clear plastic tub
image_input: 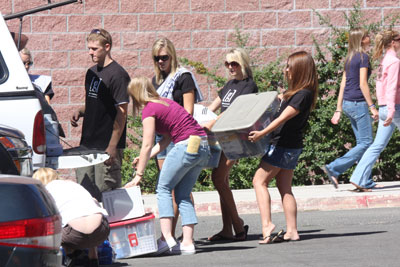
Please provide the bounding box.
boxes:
[109,213,157,259]
[211,91,279,160]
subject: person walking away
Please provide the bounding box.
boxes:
[323,28,378,189]
[350,30,400,191]
[70,29,130,201]
[249,51,318,244]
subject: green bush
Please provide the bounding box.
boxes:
[122,1,400,192]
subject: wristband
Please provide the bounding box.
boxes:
[369,104,376,109]
[136,172,144,177]
[334,110,342,113]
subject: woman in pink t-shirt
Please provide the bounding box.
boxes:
[125,77,210,256]
[350,30,400,190]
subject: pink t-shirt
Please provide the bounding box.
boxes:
[376,49,400,119]
[142,98,206,143]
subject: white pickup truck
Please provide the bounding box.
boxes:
[0,14,47,170]
[0,10,108,171]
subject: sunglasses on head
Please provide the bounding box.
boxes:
[154,55,170,62]
[224,61,239,68]
[393,37,400,42]
[90,29,107,39]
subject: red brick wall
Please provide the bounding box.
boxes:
[2,0,400,147]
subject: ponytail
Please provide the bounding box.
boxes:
[373,30,400,60]
[373,32,385,60]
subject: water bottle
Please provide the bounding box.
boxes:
[98,240,114,265]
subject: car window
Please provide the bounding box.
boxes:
[0,183,54,222]
[0,52,9,85]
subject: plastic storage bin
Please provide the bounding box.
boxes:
[211,91,279,160]
[109,213,157,259]
[102,186,145,223]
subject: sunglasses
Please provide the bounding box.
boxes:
[393,37,400,42]
[225,61,240,68]
[90,29,107,39]
[24,61,33,66]
[154,55,170,62]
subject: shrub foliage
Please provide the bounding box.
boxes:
[122,2,400,192]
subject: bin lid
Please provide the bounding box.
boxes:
[212,91,278,132]
[109,213,155,228]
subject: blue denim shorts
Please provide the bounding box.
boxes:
[155,134,175,160]
[261,144,302,170]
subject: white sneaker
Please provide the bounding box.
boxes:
[170,242,196,255]
[154,238,177,256]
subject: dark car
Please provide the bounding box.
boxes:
[0,124,33,176]
[0,175,62,267]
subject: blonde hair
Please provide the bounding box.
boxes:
[225,48,253,79]
[127,76,168,117]
[344,28,368,70]
[373,29,400,59]
[152,38,178,85]
[20,47,31,58]
[284,51,318,110]
[87,28,112,48]
[32,167,59,185]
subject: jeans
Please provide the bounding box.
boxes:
[350,105,400,188]
[156,138,210,225]
[155,134,174,160]
[326,100,373,177]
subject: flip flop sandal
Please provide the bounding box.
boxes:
[322,166,339,189]
[351,182,372,192]
[271,230,285,243]
[208,233,234,242]
[272,230,301,243]
[258,235,273,245]
[234,225,249,242]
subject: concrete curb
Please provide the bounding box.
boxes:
[142,181,400,217]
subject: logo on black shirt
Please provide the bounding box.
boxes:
[88,77,102,99]
[222,89,237,106]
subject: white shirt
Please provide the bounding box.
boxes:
[46,180,108,227]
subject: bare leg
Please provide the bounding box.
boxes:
[160,217,174,241]
[252,161,280,243]
[209,153,244,240]
[276,168,300,241]
[182,224,195,246]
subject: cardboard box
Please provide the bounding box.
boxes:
[108,213,157,259]
[102,186,145,223]
[211,91,279,160]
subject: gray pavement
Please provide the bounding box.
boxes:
[115,208,400,267]
[102,181,400,267]
[142,181,400,217]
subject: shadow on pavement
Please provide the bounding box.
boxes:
[196,245,255,254]
[300,230,386,241]
[100,263,130,267]
[376,184,400,190]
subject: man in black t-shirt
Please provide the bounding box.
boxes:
[70,29,130,201]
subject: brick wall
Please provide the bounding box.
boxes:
[2,0,400,148]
